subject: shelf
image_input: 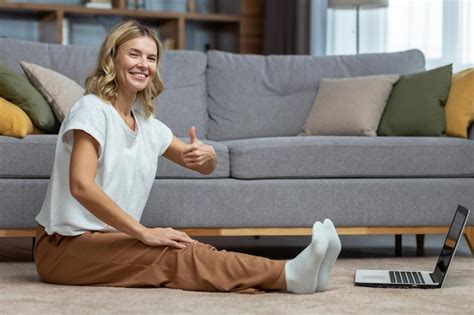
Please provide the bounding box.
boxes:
[182,12,240,23]
[0,0,263,53]
[0,2,240,22]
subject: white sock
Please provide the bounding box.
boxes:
[284,221,329,294]
[315,218,342,292]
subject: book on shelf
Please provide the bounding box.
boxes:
[143,0,186,12]
[161,38,175,50]
[61,17,70,45]
[126,0,145,10]
[83,0,112,9]
[84,3,113,9]
[83,0,112,3]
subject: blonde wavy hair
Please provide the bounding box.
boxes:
[85,20,164,118]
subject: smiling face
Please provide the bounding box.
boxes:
[114,36,158,97]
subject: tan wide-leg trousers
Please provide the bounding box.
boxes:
[34,225,287,293]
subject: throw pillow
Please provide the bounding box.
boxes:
[377,64,452,136]
[445,68,474,138]
[20,61,84,123]
[0,63,59,133]
[301,75,400,136]
[0,97,43,138]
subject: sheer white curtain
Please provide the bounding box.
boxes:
[459,0,474,68]
[324,0,473,72]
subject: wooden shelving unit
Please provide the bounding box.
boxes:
[0,0,263,53]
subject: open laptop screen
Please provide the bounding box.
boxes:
[433,205,470,284]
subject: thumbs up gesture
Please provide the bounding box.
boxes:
[188,126,198,144]
[182,126,217,174]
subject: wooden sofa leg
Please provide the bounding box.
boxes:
[395,234,402,256]
[464,226,474,254]
[416,234,425,256]
[32,237,36,261]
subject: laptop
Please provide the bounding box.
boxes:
[354,205,470,288]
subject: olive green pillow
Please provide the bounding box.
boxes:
[377,64,452,136]
[0,63,59,133]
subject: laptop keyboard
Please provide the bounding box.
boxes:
[389,271,425,284]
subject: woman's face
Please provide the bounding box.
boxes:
[114,36,158,95]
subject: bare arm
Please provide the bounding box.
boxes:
[162,126,217,175]
[69,130,193,248]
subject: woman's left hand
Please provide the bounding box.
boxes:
[181,126,217,169]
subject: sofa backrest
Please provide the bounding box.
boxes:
[206,49,426,141]
[0,38,208,138]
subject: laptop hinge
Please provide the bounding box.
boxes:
[429,272,440,284]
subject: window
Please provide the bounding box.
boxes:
[324,0,473,72]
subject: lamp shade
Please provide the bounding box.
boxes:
[328,0,388,8]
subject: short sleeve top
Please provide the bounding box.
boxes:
[35,94,173,236]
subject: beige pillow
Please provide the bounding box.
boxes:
[20,61,84,122]
[302,75,400,136]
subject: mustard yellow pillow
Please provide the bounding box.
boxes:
[445,68,474,138]
[0,97,42,138]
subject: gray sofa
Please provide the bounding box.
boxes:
[0,38,473,253]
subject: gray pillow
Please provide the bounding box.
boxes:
[302,75,400,136]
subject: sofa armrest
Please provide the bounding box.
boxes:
[470,124,474,140]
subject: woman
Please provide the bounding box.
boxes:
[34,20,341,294]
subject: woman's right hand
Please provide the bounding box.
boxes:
[139,227,195,249]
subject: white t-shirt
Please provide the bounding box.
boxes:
[35,94,173,236]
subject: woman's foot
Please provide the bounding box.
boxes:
[315,218,342,292]
[284,221,329,294]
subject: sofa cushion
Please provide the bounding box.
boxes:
[3,178,474,229]
[0,97,43,138]
[139,178,474,228]
[301,74,399,136]
[0,135,56,178]
[0,135,229,179]
[20,61,85,123]
[0,38,208,138]
[445,68,474,138]
[0,38,96,89]
[156,139,229,178]
[206,49,425,141]
[378,64,452,136]
[0,63,59,133]
[222,136,474,179]
[157,50,209,139]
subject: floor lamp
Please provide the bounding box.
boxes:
[328,0,388,54]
